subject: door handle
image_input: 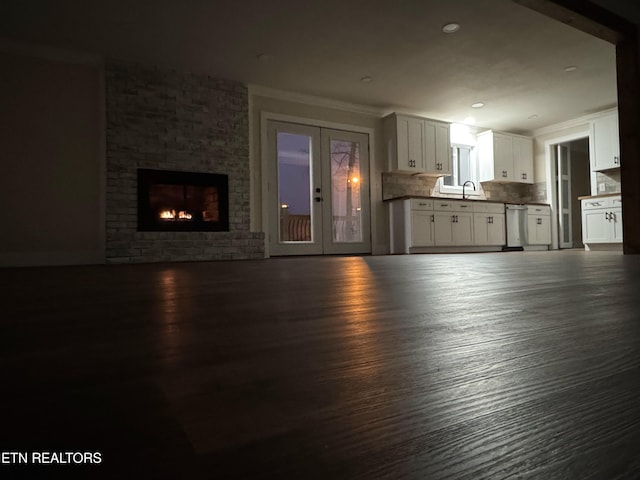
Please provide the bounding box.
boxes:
[315,197,323,202]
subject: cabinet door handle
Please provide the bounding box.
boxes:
[537,218,542,225]
[502,170,508,178]
[605,212,610,221]
[610,212,616,222]
[431,214,435,222]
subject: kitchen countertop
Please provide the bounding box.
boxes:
[383,195,550,206]
[578,193,622,200]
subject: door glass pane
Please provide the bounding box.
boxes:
[563,213,570,243]
[277,132,312,243]
[330,139,362,243]
[562,179,569,209]
[561,146,569,175]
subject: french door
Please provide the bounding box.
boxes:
[267,121,371,256]
[556,143,573,248]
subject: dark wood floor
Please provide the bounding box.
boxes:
[1,251,640,479]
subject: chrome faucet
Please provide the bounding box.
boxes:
[462,180,476,200]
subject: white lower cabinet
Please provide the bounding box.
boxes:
[433,200,473,246]
[411,209,435,246]
[581,196,622,246]
[433,211,473,246]
[527,205,551,246]
[473,203,506,246]
[389,198,511,253]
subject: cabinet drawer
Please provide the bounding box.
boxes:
[527,205,551,216]
[582,197,617,210]
[410,198,434,210]
[433,200,455,211]
[434,200,473,211]
[473,202,505,214]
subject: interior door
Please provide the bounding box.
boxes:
[556,144,573,248]
[267,121,371,256]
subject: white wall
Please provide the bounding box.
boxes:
[0,50,104,266]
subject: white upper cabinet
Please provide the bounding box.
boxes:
[477,130,533,184]
[385,114,425,173]
[424,120,452,175]
[384,113,451,175]
[513,136,534,183]
[591,113,620,171]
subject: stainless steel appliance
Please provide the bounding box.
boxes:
[505,204,528,249]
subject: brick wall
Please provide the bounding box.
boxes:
[106,60,264,263]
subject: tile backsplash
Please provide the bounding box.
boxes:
[595,170,621,194]
[382,172,547,204]
[381,173,438,200]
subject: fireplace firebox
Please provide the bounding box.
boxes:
[137,169,229,232]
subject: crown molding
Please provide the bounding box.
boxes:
[532,106,618,137]
[248,84,387,117]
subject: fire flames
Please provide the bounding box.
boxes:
[159,209,193,221]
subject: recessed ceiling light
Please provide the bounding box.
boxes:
[360,76,373,83]
[528,114,539,120]
[471,102,485,108]
[564,65,578,72]
[442,23,460,34]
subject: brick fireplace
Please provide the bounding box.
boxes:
[105,60,264,263]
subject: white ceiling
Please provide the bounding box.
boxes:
[0,0,619,134]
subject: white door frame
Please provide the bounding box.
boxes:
[260,112,376,257]
[544,129,590,250]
